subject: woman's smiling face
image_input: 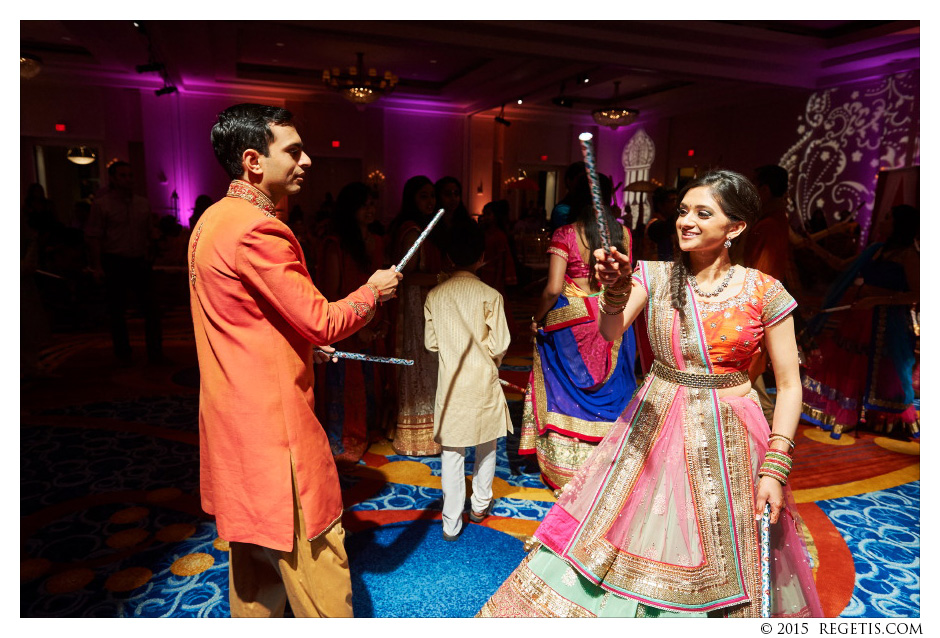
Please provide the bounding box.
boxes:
[675,186,744,252]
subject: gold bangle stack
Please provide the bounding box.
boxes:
[768,433,796,451]
[600,277,631,315]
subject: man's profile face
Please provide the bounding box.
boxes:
[259,124,311,201]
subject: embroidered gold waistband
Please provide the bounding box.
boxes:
[651,360,748,389]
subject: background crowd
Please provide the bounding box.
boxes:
[21,160,920,458]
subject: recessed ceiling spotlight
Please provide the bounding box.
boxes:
[584,76,590,83]
[517,99,523,105]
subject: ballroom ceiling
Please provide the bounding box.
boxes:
[20,20,920,121]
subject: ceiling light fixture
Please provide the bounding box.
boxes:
[20,53,43,79]
[67,146,97,165]
[592,81,638,129]
[322,52,398,105]
[495,104,511,127]
[134,22,177,97]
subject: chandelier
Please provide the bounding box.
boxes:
[592,81,638,129]
[21,53,43,79]
[322,52,398,105]
[67,146,97,165]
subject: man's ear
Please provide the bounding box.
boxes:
[242,149,263,177]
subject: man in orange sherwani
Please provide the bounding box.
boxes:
[189,103,401,617]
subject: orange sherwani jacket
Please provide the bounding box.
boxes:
[189,187,376,551]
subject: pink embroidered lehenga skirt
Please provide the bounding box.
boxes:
[480,369,822,617]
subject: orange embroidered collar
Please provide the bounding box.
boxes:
[227,180,276,217]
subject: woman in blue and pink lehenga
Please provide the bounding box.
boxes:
[519,173,637,490]
[480,170,822,618]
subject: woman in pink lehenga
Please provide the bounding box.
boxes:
[479,170,822,618]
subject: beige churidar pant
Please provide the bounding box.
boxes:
[228,464,353,618]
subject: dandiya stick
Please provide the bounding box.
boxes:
[760,503,772,617]
[395,208,446,272]
[323,350,414,366]
[820,304,853,314]
[498,378,527,394]
[35,269,66,280]
[578,132,611,253]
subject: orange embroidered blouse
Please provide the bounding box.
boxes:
[634,264,797,375]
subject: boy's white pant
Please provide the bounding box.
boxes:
[440,439,498,536]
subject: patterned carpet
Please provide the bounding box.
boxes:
[20,304,920,618]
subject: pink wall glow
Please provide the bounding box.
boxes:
[383,111,467,222]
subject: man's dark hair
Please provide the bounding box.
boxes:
[754,165,789,198]
[211,103,294,180]
[107,160,131,178]
[446,219,485,269]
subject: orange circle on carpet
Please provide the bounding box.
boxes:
[147,487,183,502]
[156,523,197,543]
[46,568,95,594]
[106,528,150,549]
[105,567,153,592]
[109,506,150,524]
[171,553,215,576]
[21,558,52,583]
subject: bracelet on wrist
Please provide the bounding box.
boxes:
[598,298,626,316]
[768,433,796,450]
[604,277,632,294]
[758,448,794,485]
[365,283,381,305]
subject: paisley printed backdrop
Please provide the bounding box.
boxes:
[780,71,919,245]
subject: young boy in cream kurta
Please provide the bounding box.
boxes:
[424,223,513,540]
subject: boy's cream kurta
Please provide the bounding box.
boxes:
[424,272,513,447]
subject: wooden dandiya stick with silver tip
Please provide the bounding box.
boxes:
[394,208,446,272]
[321,350,415,366]
[578,132,611,253]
